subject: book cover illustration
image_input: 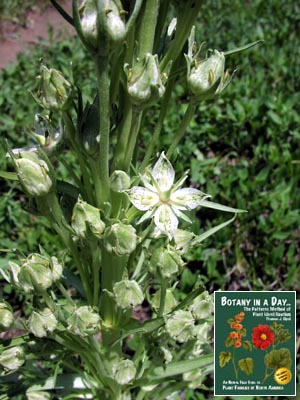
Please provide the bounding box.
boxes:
[214,291,296,396]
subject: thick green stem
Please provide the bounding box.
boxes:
[136,0,159,57]
[94,55,111,207]
[166,102,196,159]
[123,109,143,172]
[100,248,126,349]
[112,101,133,171]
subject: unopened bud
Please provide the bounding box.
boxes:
[150,246,184,278]
[189,291,214,320]
[13,150,55,197]
[50,256,63,282]
[71,196,105,239]
[110,170,131,192]
[26,391,51,400]
[104,222,137,255]
[27,308,57,338]
[37,65,73,111]
[165,310,195,343]
[113,359,136,385]
[186,50,225,99]
[18,254,54,293]
[125,53,165,107]
[67,306,101,337]
[79,0,126,54]
[0,346,25,370]
[0,302,14,331]
[113,280,144,309]
[151,289,178,314]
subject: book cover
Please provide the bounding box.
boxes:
[214,291,296,396]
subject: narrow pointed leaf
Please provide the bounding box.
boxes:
[224,40,264,56]
[199,199,246,213]
[192,214,236,246]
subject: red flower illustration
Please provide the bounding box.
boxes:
[252,324,275,350]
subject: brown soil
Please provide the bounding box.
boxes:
[0,1,74,69]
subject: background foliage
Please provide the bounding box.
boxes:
[0,0,299,398]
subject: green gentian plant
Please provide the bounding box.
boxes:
[0,0,262,398]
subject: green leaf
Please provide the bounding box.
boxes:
[145,354,214,382]
[264,348,292,369]
[225,337,235,347]
[0,171,18,180]
[26,373,89,392]
[238,358,254,375]
[192,214,237,246]
[243,340,253,351]
[224,40,264,56]
[275,328,292,344]
[198,200,247,214]
[219,351,231,367]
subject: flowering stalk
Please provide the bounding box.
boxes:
[0,1,262,398]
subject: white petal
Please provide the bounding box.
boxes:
[154,204,178,239]
[151,152,175,192]
[127,187,159,211]
[171,188,210,210]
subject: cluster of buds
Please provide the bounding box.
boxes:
[111,358,137,385]
[78,0,126,54]
[227,311,246,348]
[8,253,63,293]
[165,291,213,343]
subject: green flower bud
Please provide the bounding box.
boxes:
[50,256,63,282]
[67,306,101,337]
[193,321,211,344]
[113,359,136,385]
[71,196,105,239]
[186,50,225,98]
[13,150,55,197]
[79,0,126,53]
[125,54,166,107]
[151,289,178,315]
[189,291,213,320]
[174,229,195,253]
[0,302,14,331]
[7,261,21,288]
[150,246,184,278]
[183,369,204,389]
[37,65,73,111]
[18,254,54,293]
[0,346,25,370]
[165,310,195,343]
[26,391,51,400]
[104,222,137,255]
[113,280,144,309]
[110,170,131,192]
[27,308,58,338]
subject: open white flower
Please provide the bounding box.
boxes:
[127,152,211,238]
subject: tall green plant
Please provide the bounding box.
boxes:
[0,1,260,398]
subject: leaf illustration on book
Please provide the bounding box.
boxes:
[275,328,292,345]
[219,351,231,367]
[238,357,254,375]
[264,348,292,369]
[242,340,252,351]
[225,337,235,347]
